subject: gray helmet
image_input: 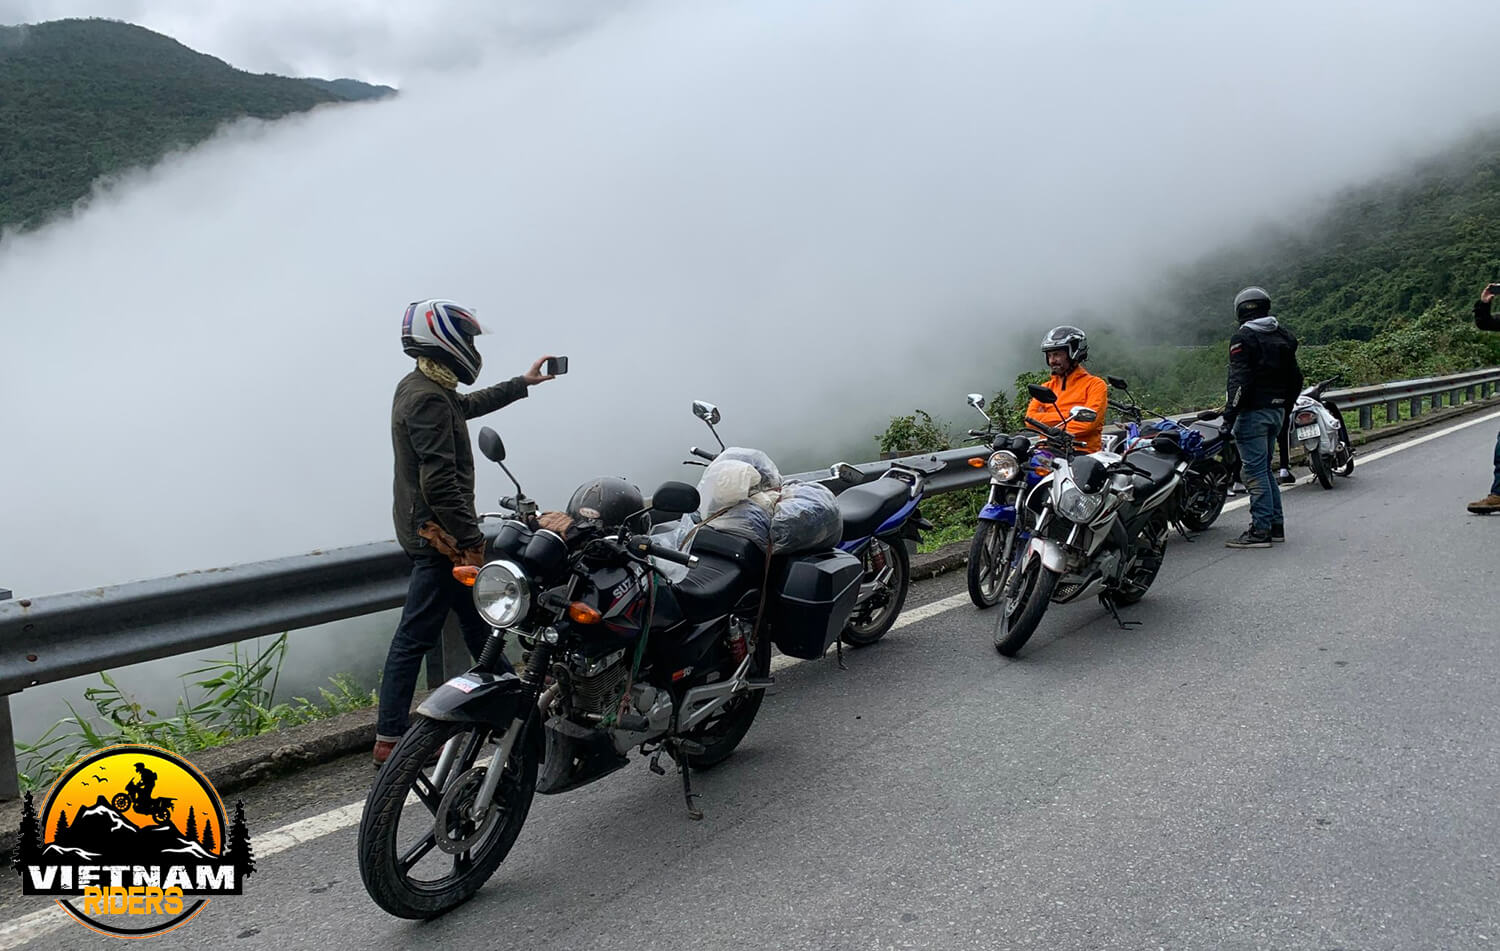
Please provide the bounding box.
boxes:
[1234,286,1271,323]
[566,476,646,532]
[1040,325,1088,363]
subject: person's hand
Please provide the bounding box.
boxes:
[537,511,573,537]
[522,356,559,386]
[1482,284,1499,304]
[459,547,486,568]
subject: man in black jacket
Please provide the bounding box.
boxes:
[1468,284,1500,514]
[1222,286,1304,548]
[375,299,568,767]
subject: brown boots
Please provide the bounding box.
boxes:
[1467,493,1500,515]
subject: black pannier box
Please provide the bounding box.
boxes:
[768,549,863,659]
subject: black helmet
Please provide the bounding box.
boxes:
[1234,286,1271,323]
[1040,325,1088,363]
[566,477,646,532]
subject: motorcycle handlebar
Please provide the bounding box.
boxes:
[627,535,698,567]
[689,447,717,461]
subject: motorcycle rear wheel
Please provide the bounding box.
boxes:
[842,538,910,647]
[686,633,773,769]
[359,715,537,920]
[1179,462,1228,531]
[1309,450,1334,489]
[994,556,1059,657]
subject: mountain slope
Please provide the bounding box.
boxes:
[0,17,395,234]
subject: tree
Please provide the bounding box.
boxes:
[226,801,255,877]
[13,792,42,873]
[201,819,216,854]
[54,811,69,841]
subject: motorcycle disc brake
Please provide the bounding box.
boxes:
[434,765,503,854]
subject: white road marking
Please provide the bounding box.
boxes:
[4,408,1493,949]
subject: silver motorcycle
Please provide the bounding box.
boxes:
[994,384,1192,657]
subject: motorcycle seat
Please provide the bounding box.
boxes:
[671,528,763,622]
[1187,420,1222,441]
[1125,448,1181,490]
[835,478,911,541]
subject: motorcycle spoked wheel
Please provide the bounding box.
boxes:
[966,521,1013,609]
[685,633,774,770]
[1178,462,1229,532]
[359,714,538,920]
[841,537,910,647]
[993,553,1059,658]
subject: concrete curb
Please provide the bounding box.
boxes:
[5,395,1494,860]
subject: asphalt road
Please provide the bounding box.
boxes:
[6,413,1499,950]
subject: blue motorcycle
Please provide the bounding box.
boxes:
[686,400,936,647]
[960,393,1067,609]
[1101,376,1237,532]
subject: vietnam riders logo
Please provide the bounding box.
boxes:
[12,744,256,939]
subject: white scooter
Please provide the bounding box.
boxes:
[1290,378,1355,489]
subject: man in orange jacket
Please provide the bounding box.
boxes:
[1025,326,1109,452]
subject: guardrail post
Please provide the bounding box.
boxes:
[425,614,469,690]
[1451,387,1463,405]
[0,694,18,801]
[1409,395,1422,418]
[1466,385,1477,403]
[1385,399,1400,426]
[1359,405,1374,430]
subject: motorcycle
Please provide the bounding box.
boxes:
[359,426,863,919]
[112,782,176,824]
[960,393,1052,610]
[1102,376,1239,532]
[993,384,1192,657]
[684,400,937,647]
[1290,378,1355,489]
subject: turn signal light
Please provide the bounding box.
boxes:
[568,602,602,625]
[452,566,479,587]
[967,457,986,468]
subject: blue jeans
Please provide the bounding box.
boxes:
[1233,408,1285,533]
[1492,430,1500,496]
[376,554,503,739]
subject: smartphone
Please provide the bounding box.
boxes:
[545,356,569,375]
[1488,283,1500,296]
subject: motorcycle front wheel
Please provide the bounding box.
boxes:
[966,521,1012,609]
[994,556,1059,657]
[1309,449,1334,489]
[841,537,910,647]
[1179,462,1228,531]
[359,714,538,920]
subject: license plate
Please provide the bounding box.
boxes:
[1295,425,1319,440]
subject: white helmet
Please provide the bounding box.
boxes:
[401,299,488,385]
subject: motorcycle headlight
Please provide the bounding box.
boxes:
[987,450,1020,482]
[1057,483,1105,524]
[474,560,531,628]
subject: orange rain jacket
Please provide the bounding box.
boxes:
[1024,366,1109,452]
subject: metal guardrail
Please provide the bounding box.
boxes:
[2,366,1497,798]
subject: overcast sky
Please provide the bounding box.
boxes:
[0,0,621,83]
[3,0,1500,597]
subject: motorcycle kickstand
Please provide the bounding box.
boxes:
[664,739,706,821]
[1099,592,1142,630]
[835,638,847,671]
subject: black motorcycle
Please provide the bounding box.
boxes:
[358,427,863,919]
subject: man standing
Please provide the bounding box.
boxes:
[1467,283,1500,514]
[376,298,568,768]
[1025,325,1109,452]
[1222,286,1303,549]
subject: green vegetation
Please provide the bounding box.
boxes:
[0,17,394,234]
[14,634,377,792]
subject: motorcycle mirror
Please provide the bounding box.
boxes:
[650,481,701,515]
[477,427,506,463]
[966,393,986,409]
[1069,406,1098,422]
[691,400,721,426]
[1027,383,1059,404]
[830,462,864,485]
[1107,375,1129,390]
